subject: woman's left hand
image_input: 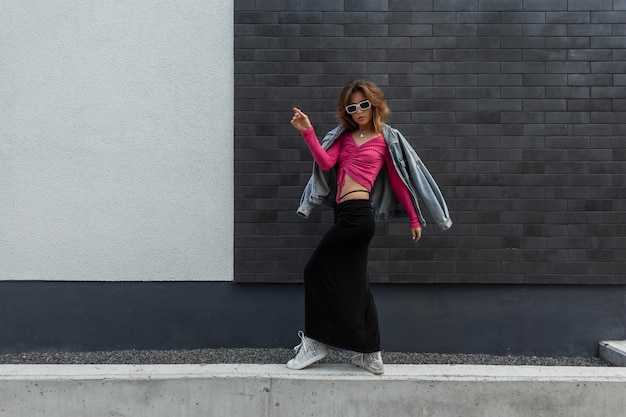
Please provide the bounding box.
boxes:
[411,227,422,241]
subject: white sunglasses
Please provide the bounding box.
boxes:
[345,100,372,114]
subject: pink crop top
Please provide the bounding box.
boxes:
[301,126,420,228]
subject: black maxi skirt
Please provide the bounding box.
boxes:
[304,199,380,353]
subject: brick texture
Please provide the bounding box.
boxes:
[234,1,626,284]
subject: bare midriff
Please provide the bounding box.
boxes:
[338,173,370,202]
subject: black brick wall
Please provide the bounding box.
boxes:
[234,0,626,284]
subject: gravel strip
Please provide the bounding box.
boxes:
[0,348,610,367]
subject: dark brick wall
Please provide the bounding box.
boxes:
[234,0,626,284]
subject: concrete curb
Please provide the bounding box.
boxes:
[1,364,626,417]
[600,340,626,367]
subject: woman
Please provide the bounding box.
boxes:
[288,80,451,375]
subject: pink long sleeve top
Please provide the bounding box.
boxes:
[301,126,421,228]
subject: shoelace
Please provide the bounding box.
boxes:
[363,352,381,367]
[293,330,308,354]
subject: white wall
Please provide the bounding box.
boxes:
[0,1,233,281]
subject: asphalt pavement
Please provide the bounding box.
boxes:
[0,348,610,366]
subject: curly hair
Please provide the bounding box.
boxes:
[335,79,390,133]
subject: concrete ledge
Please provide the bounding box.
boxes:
[600,340,626,366]
[1,364,626,417]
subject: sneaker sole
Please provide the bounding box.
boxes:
[286,351,328,370]
[365,366,384,375]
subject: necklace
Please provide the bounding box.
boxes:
[359,130,366,138]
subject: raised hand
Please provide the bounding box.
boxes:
[290,107,312,132]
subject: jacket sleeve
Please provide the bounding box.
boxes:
[397,131,453,230]
[296,176,314,218]
[296,125,345,218]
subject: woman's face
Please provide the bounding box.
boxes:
[348,91,373,128]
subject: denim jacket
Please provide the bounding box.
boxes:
[297,124,453,230]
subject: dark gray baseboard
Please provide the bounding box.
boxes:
[1,282,624,357]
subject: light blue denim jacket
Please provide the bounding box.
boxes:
[297,124,453,231]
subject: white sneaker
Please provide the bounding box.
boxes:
[286,331,328,370]
[351,351,385,375]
